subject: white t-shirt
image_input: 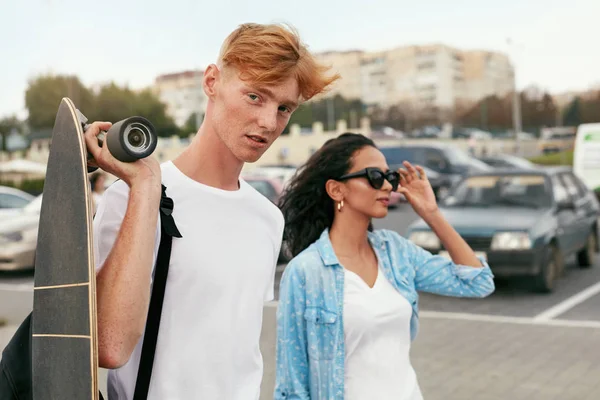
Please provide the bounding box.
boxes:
[343,267,423,400]
[93,161,284,400]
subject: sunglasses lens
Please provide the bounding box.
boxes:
[368,170,385,189]
[388,173,400,191]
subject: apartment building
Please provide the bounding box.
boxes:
[153,70,207,128]
[315,44,515,111]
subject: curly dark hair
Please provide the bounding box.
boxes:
[278,132,377,257]
[89,171,105,191]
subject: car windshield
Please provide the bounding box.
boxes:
[444,147,492,170]
[499,155,535,168]
[444,147,472,164]
[380,147,416,165]
[443,174,551,208]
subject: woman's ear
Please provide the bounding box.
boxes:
[325,179,346,202]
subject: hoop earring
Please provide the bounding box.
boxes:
[337,200,344,211]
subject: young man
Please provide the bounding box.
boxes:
[86,23,339,399]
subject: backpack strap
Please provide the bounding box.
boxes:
[133,184,181,400]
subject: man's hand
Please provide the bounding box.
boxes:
[84,121,161,188]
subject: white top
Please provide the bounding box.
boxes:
[92,191,102,214]
[93,161,284,400]
[343,267,423,400]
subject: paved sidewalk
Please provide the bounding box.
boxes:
[409,317,600,400]
[259,309,600,400]
[3,311,600,399]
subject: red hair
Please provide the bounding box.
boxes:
[218,23,339,101]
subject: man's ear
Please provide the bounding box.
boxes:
[203,64,220,98]
[325,179,346,202]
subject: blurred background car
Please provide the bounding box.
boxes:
[0,194,42,271]
[380,144,475,199]
[243,175,284,205]
[478,154,538,169]
[245,165,297,190]
[406,167,599,292]
[0,186,35,220]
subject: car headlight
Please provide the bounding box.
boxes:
[491,232,531,250]
[409,231,441,250]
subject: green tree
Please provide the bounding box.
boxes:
[580,91,600,124]
[25,75,94,129]
[182,112,202,136]
[134,89,180,137]
[284,103,314,134]
[563,97,582,126]
[88,84,179,137]
[24,75,180,138]
[521,92,558,130]
[0,115,23,154]
[457,95,511,131]
[283,95,366,134]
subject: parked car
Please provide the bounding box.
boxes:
[246,165,297,189]
[380,144,488,199]
[406,167,600,292]
[388,191,404,208]
[479,154,537,169]
[0,194,43,271]
[243,175,284,205]
[0,186,35,220]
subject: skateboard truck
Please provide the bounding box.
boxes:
[76,109,158,173]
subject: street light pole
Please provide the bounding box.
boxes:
[507,38,523,154]
[512,74,522,134]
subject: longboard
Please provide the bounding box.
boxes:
[31,97,99,399]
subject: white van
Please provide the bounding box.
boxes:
[573,123,600,193]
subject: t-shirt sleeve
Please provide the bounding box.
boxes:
[92,180,160,275]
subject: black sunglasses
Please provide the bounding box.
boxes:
[338,167,400,191]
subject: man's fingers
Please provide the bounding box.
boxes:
[84,122,112,160]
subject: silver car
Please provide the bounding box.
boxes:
[0,194,42,271]
[0,186,34,220]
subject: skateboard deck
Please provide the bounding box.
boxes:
[32,97,99,399]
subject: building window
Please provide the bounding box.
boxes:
[418,61,435,70]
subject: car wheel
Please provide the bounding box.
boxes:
[533,245,560,293]
[577,231,596,268]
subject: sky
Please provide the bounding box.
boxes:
[1,0,598,119]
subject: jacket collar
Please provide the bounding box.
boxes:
[315,228,390,267]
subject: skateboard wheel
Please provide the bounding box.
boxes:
[102,116,158,163]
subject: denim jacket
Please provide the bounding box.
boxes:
[274,228,495,400]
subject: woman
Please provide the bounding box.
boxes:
[274,133,495,400]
